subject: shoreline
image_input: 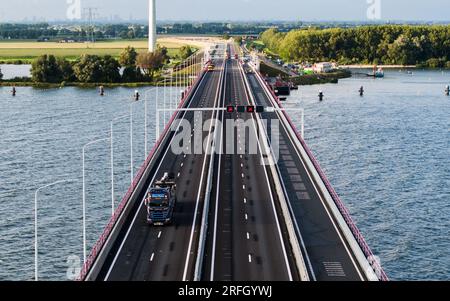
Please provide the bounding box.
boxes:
[0,81,191,88]
[342,64,416,69]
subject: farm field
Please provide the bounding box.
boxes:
[0,37,216,63]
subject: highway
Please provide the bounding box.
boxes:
[244,60,367,281]
[202,46,298,281]
[86,43,378,282]
[94,47,226,281]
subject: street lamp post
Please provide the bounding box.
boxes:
[35,179,76,281]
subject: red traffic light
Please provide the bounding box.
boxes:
[246,106,255,113]
[226,106,235,113]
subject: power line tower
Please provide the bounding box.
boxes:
[82,7,99,43]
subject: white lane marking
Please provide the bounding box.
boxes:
[183,58,226,281]
[158,231,162,239]
[244,198,247,204]
[239,62,294,281]
[247,232,250,240]
[248,255,252,263]
[245,214,248,221]
[242,185,246,190]
[177,172,181,178]
[181,163,184,167]
[150,253,155,262]
[241,173,245,178]
[278,114,363,280]
[103,61,211,281]
[209,60,227,281]
[241,163,244,168]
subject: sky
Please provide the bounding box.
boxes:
[0,0,449,22]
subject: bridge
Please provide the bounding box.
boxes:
[77,43,388,281]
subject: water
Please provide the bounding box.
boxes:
[0,69,449,280]
[0,86,178,280]
[0,64,31,79]
[285,69,450,280]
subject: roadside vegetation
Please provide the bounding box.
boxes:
[257,25,450,68]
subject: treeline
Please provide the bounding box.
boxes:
[29,46,173,84]
[0,23,148,40]
[0,22,303,40]
[260,25,450,67]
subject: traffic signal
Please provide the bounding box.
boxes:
[256,106,265,113]
[246,106,255,113]
[226,106,235,113]
[237,106,246,113]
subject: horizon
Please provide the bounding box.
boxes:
[0,0,448,23]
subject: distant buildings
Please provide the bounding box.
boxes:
[301,62,338,74]
[313,62,334,73]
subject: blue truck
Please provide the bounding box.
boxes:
[144,173,177,226]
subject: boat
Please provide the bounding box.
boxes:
[368,66,384,78]
[272,78,291,96]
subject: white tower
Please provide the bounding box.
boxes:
[148,0,157,52]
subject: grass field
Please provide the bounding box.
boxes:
[0,39,193,63]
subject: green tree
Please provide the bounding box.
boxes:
[73,55,103,83]
[156,46,170,63]
[179,45,193,60]
[119,46,138,67]
[122,66,143,82]
[136,52,164,79]
[56,57,75,82]
[31,55,63,83]
[101,55,121,83]
[260,25,450,66]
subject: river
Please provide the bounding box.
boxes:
[0,69,449,280]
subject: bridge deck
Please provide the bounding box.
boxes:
[202,53,298,281]
[85,43,382,282]
[246,70,366,281]
[95,54,225,281]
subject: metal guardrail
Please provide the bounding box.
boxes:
[77,71,206,281]
[255,69,389,281]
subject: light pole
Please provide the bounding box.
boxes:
[82,137,109,264]
[35,179,76,281]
